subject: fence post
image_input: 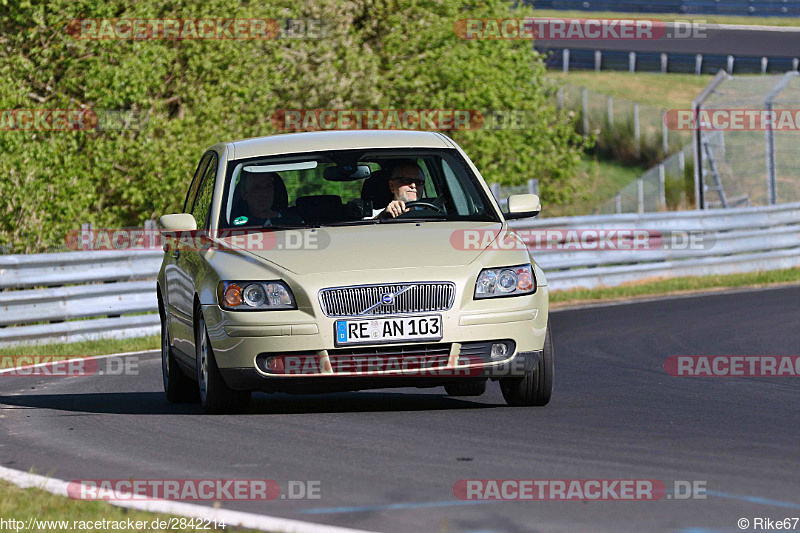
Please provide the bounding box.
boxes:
[637,178,644,214]
[658,164,666,209]
[662,110,669,154]
[527,178,539,196]
[81,223,94,251]
[727,55,735,73]
[661,53,668,73]
[582,87,589,135]
[794,58,799,72]
[695,54,703,75]
[679,150,685,174]
[607,95,613,128]
[633,102,641,159]
[628,51,636,73]
[557,87,564,109]
[594,50,602,71]
[615,194,622,214]
[761,57,768,74]
[563,49,570,73]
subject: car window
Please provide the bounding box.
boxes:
[183,154,211,213]
[191,154,218,229]
[219,148,498,228]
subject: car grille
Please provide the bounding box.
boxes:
[327,343,452,373]
[319,282,456,317]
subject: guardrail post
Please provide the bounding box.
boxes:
[144,219,158,250]
[662,110,669,154]
[490,183,501,202]
[557,87,564,109]
[81,223,94,251]
[661,53,668,73]
[615,194,622,214]
[637,178,645,213]
[527,178,539,196]
[658,164,666,209]
[761,57,768,74]
[628,51,636,73]
[563,49,570,73]
[594,50,602,72]
[695,54,703,75]
[727,55,735,73]
[634,103,641,159]
[794,58,799,72]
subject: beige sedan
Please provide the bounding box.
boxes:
[158,130,552,414]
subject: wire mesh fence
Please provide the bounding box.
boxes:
[598,142,697,214]
[695,71,800,209]
[557,84,693,166]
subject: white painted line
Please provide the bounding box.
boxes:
[0,465,375,533]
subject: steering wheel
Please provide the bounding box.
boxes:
[403,200,446,214]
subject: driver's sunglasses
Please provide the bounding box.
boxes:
[393,176,425,187]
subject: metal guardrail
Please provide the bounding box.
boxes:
[1,202,798,345]
[512,201,800,290]
[0,251,161,347]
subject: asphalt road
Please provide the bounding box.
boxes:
[1,286,799,532]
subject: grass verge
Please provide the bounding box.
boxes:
[550,267,800,307]
[547,71,713,110]
[0,478,258,532]
[0,335,159,357]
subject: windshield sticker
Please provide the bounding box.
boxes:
[233,216,248,226]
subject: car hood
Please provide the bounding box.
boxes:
[222,221,503,275]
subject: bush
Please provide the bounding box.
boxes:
[0,0,589,253]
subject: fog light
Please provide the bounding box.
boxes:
[491,343,509,358]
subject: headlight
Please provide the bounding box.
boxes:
[218,281,297,310]
[474,264,536,299]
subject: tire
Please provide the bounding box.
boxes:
[500,319,554,407]
[444,379,487,397]
[161,311,195,403]
[196,313,251,414]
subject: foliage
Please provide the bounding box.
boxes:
[0,0,588,252]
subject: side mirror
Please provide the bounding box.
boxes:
[505,194,541,219]
[160,213,197,231]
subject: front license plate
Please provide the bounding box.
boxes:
[335,315,443,346]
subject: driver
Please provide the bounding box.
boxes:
[375,159,426,218]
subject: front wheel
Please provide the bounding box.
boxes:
[161,313,195,403]
[500,320,554,406]
[196,314,251,414]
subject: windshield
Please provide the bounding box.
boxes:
[218,148,499,229]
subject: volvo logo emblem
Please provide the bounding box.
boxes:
[381,293,394,305]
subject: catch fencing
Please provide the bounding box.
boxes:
[693,70,800,209]
[1,201,798,345]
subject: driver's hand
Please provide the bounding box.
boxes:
[383,200,408,218]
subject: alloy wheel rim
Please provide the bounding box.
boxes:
[198,320,208,401]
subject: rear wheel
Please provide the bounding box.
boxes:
[161,311,195,403]
[500,320,554,406]
[444,379,487,397]
[196,313,251,414]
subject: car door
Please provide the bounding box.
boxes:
[171,152,219,358]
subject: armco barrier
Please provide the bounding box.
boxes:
[512,201,800,290]
[0,202,798,345]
